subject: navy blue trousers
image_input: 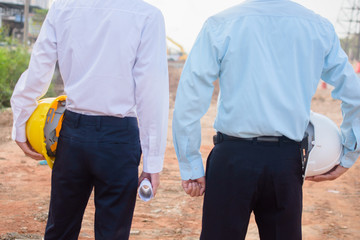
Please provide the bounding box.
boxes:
[200,136,303,240]
[44,110,141,240]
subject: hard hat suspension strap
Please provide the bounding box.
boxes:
[44,101,66,157]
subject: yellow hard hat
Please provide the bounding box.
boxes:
[26,95,67,169]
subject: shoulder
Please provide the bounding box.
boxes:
[208,4,245,24]
[289,1,334,29]
[315,15,335,33]
[134,0,164,20]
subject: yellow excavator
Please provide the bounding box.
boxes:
[166,36,188,62]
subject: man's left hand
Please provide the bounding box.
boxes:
[305,164,348,182]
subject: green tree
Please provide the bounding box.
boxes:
[32,9,49,23]
[0,9,58,109]
[0,42,30,108]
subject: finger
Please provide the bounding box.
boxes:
[146,173,159,197]
[187,183,193,196]
[189,183,195,197]
[152,179,160,196]
[310,174,336,182]
[139,172,151,185]
[181,181,188,189]
[182,180,191,194]
[194,183,201,197]
[138,174,144,186]
[23,147,45,160]
[138,177,144,186]
[190,183,199,197]
[138,175,146,186]
[306,176,325,182]
[16,141,45,160]
[152,185,157,196]
[307,167,346,182]
[199,185,206,196]
[183,186,191,194]
[183,183,192,194]
[25,152,45,160]
[195,177,206,196]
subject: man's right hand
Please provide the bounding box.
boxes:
[15,141,45,160]
[182,176,206,197]
[138,171,160,196]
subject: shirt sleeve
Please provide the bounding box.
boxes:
[11,3,58,142]
[321,28,360,168]
[172,19,221,180]
[133,10,169,174]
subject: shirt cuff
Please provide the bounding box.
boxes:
[340,151,360,168]
[143,155,164,173]
[12,124,27,142]
[179,158,205,180]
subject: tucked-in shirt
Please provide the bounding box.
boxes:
[173,0,360,180]
[11,0,169,173]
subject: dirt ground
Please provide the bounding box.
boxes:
[0,63,359,240]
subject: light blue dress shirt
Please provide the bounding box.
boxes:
[172,0,360,180]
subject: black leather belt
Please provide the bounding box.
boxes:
[213,132,299,145]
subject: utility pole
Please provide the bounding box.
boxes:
[23,0,30,45]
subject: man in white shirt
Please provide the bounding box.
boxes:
[11,0,169,239]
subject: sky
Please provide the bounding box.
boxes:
[145,0,345,52]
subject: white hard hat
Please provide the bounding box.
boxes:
[304,111,343,177]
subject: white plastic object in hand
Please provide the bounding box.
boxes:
[138,178,154,202]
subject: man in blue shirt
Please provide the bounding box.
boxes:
[172,0,360,239]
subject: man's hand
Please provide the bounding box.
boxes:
[15,141,45,160]
[138,171,160,196]
[306,165,349,182]
[182,177,206,197]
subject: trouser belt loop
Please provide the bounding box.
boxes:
[213,132,223,145]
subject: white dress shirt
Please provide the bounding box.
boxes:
[11,0,169,173]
